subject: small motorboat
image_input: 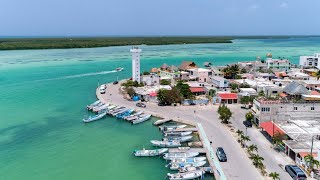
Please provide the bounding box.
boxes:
[115,67,124,71]
[150,140,181,148]
[163,135,193,143]
[164,131,193,137]
[86,100,101,110]
[123,111,143,120]
[92,104,109,113]
[168,161,206,170]
[170,157,207,164]
[132,114,152,124]
[167,170,205,180]
[83,111,107,123]
[159,125,187,131]
[163,152,199,160]
[133,148,168,157]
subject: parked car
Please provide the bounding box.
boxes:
[241,104,252,109]
[136,102,146,108]
[285,165,307,180]
[243,120,252,128]
[113,81,118,85]
[99,85,106,94]
[216,147,227,162]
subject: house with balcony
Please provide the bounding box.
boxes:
[210,76,229,89]
[299,53,320,69]
[266,58,291,72]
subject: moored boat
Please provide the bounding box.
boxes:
[86,100,101,110]
[170,157,207,164]
[167,170,205,180]
[150,140,181,148]
[83,111,107,123]
[132,114,152,124]
[116,109,134,118]
[133,148,168,157]
[92,104,109,113]
[159,125,187,131]
[164,131,193,137]
[163,135,193,143]
[163,152,199,160]
[123,110,143,120]
[111,108,129,116]
[168,161,206,170]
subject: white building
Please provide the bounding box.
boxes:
[299,53,320,69]
[130,47,142,83]
[210,76,229,88]
[141,74,160,86]
[186,68,212,83]
[266,58,291,72]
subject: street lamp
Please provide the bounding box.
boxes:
[310,135,319,155]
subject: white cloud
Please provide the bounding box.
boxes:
[280,2,288,8]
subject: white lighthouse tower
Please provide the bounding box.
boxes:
[130,47,142,83]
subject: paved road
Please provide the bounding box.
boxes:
[227,105,292,180]
[99,83,263,180]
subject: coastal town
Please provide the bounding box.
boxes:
[85,47,320,180]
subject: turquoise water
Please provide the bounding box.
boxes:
[1,37,320,179]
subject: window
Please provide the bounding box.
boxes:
[311,107,315,110]
[294,107,298,110]
[261,107,270,112]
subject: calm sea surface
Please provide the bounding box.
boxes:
[1,37,320,179]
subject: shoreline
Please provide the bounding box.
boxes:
[95,81,226,180]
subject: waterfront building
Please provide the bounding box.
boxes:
[185,68,212,83]
[141,74,160,86]
[217,92,238,104]
[266,58,291,72]
[178,61,198,71]
[299,53,320,69]
[256,82,283,97]
[130,47,142,83]
[210,76,229,89]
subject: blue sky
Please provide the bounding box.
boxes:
[0,0,319,36]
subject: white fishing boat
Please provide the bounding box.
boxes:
[150,140,181,148]
[170,157,207,164]
[124,111,143,120]
[169,161,206,170]
[179,166,212,173]
[115,67,123,71]
[86,100,100,110]
[133,148,168,157]
[164,131,193,137]
[106,105,117,111]
[107,106,125,115]
[159,125,187,131]
[163,135,193,143]
[167,170,205,180]
[111,108,129,116]
[163,152,199,160]
[83,111,107,123]
[92,104,109,113]
[132,114,152,124]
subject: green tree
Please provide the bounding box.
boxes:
[241,68,247,74]
[167,87,182,104]
[160,79,170,85]
[217,104,232,124]
[125,87,136,98]
[239,83,250,88]
[240,96,250,105]
[208,89,216,97]
[236,129,244,137]
[268,172,280,180]
[143,71,150,75]
[247,144,258,155]
[316,70,320,80]
[230,83,238,90]
[250,154,264,169]
[240,134,251,147]
[245,112,254,122]
[176,81,194,99]
[304,154,320,171]
[258,90,265,97]
[157,89,169,105]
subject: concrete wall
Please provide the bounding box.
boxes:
[182,99,209,105]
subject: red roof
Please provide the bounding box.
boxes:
[149,92,157,97]
[275,72,287,77]
[217,93,238,99]
[260,121,285,137]
[279,93,288,97]
[190,87,206,93]
[299,152,317,158]
[310,91,320,95]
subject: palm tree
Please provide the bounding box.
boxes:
[240,134,251,147]
[304,154,320,171]
[250,154,264,168]
[247,144,258,155]
[269,172,280,180]
[316,70,320,80]
[236,129,244,137]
